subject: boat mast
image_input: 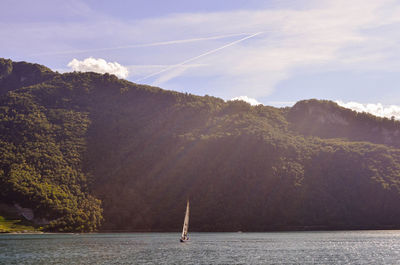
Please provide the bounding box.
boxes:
[181,200,189,240]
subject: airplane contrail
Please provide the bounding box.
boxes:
[135,32,263,82]
[31,32,259,56]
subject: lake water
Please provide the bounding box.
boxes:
[1,231,400,264]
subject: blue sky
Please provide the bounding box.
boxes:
[2,0,400,117]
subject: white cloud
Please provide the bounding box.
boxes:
[129,0,400,98]
[266,101,296,107]
[231,96,262,106]
[5,0,400,100]
[67,57,129,78]
[336,100,400,120]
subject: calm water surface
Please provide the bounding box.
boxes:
[1,231,400,264]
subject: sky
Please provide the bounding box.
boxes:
[2,0,400,118]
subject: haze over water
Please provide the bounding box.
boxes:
[2,231,400,264]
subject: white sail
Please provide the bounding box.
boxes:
[181,200,189,241]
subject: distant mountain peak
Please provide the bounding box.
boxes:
[288,98,400,147]
[0,58,55,94]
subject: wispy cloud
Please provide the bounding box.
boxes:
[132,0,400,98]
[127,64,206,78]
[31,32,258,56]
[151,66,191,86]
[68,57,129,78]
[4,0,400,102]
[135,32,262,83]
[337,100,400,120]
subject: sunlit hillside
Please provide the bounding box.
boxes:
[1,58,400,232]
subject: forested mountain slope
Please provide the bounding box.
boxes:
[288,99,400,147]
[1,58,400,232]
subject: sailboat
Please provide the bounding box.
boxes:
[180,200,190,242]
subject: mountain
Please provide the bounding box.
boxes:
[288,99,400,148]
[1,58,400,232]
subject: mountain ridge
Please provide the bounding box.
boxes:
[1,58,400,232]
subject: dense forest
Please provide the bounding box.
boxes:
[1,58,400,232]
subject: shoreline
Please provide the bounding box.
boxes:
[3,225,400,234]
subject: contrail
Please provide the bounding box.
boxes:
[31,32,258,57]
[135,32,263,82]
